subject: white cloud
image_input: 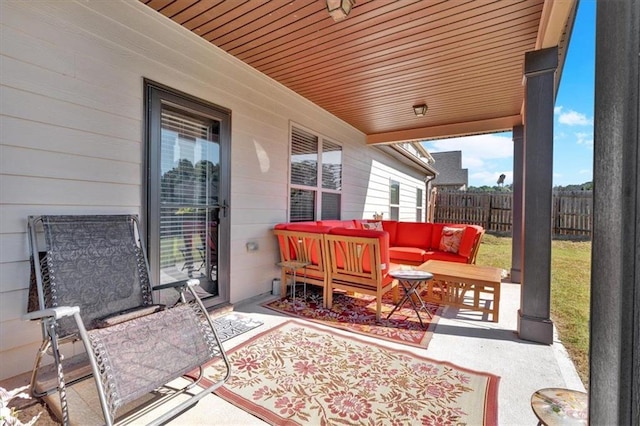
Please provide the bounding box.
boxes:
[558,109,593,126]
[575,132,593,147]
[422,133,513,186]
[554,106,563,114]
[423,133,513,165]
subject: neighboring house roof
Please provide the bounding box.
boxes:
[431,151,468,188]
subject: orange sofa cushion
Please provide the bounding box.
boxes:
[379,220,398,245]
[395,222,432,249]
[388,247,427,264]
[429,223,446,249]
[422,250,468,263]
[457,225,483,258]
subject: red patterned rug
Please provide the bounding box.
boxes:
[262,286,441,348]
[201,321,499,425]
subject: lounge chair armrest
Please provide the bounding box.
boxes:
[24,306,80,321]
[153,279,201,292]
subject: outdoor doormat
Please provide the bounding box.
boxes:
[200,320,499,425]
[262,286,441,348]
[212,313,263,342]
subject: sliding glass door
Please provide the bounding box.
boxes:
[145,80,230,307]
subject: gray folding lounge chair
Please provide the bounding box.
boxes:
[24,215,231,425]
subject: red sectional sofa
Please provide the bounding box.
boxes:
[308,219,484,265]
[273,219,485,319]
[375,220,484,265]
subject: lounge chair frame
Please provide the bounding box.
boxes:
[24,214,231,425]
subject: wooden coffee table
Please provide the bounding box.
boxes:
[417,260,503,322]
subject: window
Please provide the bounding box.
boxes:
[416,188,423,222]
[390,180,400,220]
[290,125,342,221]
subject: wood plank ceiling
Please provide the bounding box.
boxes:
[141,0,572,144]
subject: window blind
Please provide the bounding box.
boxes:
[322,139,342,190]
[290,189,315,222]
[291,127,318,187]
[321,193,341,220]
[158,107,216,284]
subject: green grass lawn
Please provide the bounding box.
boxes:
[476,234,591,386]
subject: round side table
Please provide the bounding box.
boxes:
[386,269,434,328]
[531,387,588,426]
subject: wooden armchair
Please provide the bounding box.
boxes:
[324,228,398,320]
[273,224,332,304]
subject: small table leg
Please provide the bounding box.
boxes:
[387,279,433,328]
[290,267,297,305]
[277,260,311,309]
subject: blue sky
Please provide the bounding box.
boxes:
[422,1,595,187]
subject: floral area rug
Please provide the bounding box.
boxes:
[262,286,441,348]
[201,321,499,425]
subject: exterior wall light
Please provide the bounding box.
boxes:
[327,0,355,22]
[413,104,428,117]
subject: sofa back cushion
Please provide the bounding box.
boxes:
[395,222,433,249]
[458,225,484,259]
[430,223,446,249]
[379,220,398,245]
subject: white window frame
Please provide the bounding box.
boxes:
[288,123,342,222]
[390,179,400,221]
[416,187,424,222]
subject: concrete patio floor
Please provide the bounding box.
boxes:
[4,282,585,425]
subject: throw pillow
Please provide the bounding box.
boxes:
[362,221,383,231]
[439,226,464,253]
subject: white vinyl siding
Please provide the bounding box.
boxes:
[344,155,427,222]
[0,1,430,380]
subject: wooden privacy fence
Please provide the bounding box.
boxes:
[432,191,592,237]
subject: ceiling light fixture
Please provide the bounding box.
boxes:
[413,104,428,117]
[326,0,355,22]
